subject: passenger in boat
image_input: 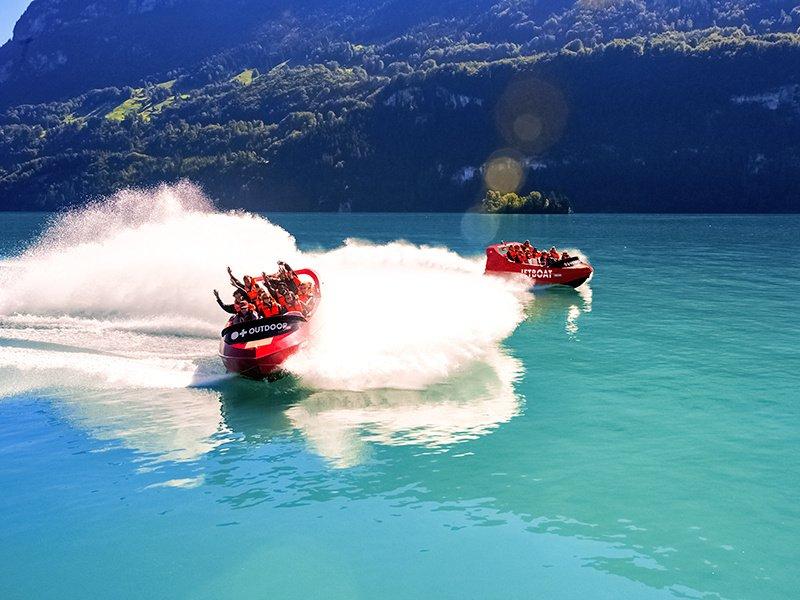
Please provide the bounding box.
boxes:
[214,289,258,324]
[256,290,284,318]
[297,281,315,304]
[549,247,560,260]
[262,276,286,304]
[224,263,315,318]
[228,267,263,303]
[233,301,258,324]
[278,261,302,293]
[214,289,245,314]
[281,289,305,314]
[508,244,524,263]
[521,241,533,263]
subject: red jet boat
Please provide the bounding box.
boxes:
[485,243,593,288]
[218,269,320,380]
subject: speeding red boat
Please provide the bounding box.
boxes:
[218,269,320,380]
[485,243,593,288]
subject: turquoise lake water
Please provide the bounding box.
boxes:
[1,212,798,599]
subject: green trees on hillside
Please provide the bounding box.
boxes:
[1,28,800,211]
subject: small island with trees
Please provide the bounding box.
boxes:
[479,190,571,214]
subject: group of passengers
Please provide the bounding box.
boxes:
[214,261,316,324]
[505,240,572,267]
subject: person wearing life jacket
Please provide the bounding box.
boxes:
[214,289,246,315]
[227,267,263,303]
[549,246,560,260]
[243,276,263,303]
[262,276,287,307]
[281,290,305,314]
[256,290,284,318]
[231,300,257,325]
[522,240,535,263]
[297,281,315,304]
[278,261,302,293]
[507,244,520,263]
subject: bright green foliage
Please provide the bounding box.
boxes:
[105,88,148,121]
[105,81,184,122]
[231,69,256,86]
[481,190,570,214]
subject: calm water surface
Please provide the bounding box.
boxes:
[1,213,798,599]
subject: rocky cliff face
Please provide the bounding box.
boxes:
[12,0,181,40]
[0,0,251,105]
[3,0,800,108]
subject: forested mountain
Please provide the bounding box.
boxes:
[2,0,800,211]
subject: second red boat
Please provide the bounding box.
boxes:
[485,243,593,288]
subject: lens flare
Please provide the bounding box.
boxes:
[495,77,568,153]
[483,151,525,193]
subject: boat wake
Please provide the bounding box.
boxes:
[0,183,528,393]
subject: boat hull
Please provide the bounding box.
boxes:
[218,324,307,380]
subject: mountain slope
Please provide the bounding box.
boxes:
[1,1,800,211]
[3,0,799,108]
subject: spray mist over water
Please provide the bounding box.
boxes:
[289,241,524,389]
[0,183,528,391]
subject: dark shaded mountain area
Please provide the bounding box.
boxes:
[1,1,800,211]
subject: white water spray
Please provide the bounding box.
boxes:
[0,183,528,390]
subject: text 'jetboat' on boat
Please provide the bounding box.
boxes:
[485,242,593,288]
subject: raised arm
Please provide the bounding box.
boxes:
[227,266,246,292]
[261,273,280,301]
[278,261,300,293]
[213,289,236,314]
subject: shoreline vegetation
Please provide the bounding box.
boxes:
[1,2,799,213]
[479,190,570,214]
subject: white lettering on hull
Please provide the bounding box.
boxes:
[521,268,558,279]
[230,322,289,340]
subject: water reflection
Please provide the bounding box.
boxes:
[526,283,593,336]
[58,387,228,463]
[16,350,523,468]
[284,352,523,467]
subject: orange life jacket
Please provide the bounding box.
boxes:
[245,285,260,302]
[263,302,281,317]
[281,295,302,312]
